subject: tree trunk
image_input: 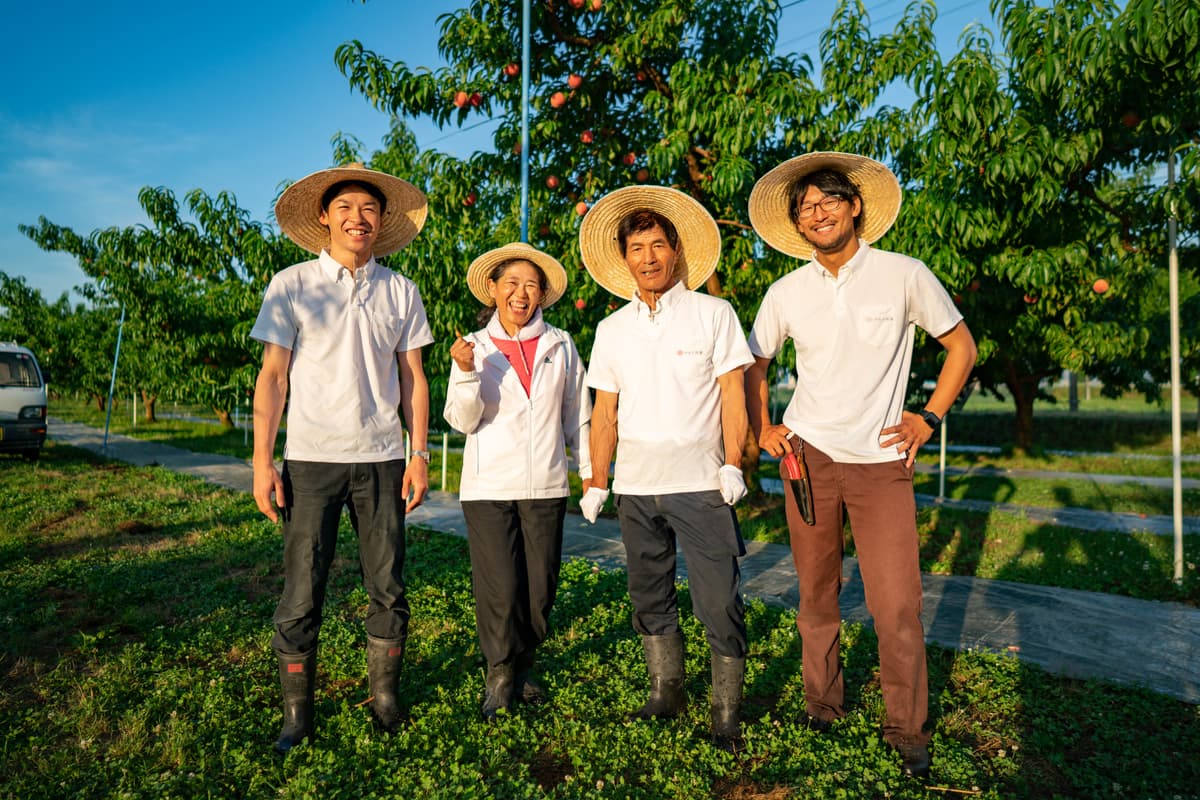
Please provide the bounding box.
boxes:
[141,391,157,423]
[1067,371,1078,412]
[213,407,234,429]
[1003,359,1037,452]
[92,393,106,412]
[1012,390,1035,452]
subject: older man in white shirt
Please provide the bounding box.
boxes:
[579,186,753,752]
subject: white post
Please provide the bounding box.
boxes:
[939,416,947,499]
[102,303,126,454]
[1168,153,1184,585]
[441,431,449,490]
[132,392,136,429]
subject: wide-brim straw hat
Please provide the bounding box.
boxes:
[579,185,720,300]
[275,163,427,257]
[748,152,902,260]
[466,242,569,308]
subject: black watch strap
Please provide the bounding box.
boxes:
[919,409,942,431]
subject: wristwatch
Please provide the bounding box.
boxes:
[918,409,942,432]
[411,449,431,463]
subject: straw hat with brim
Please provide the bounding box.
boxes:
[748,152,902,261]
[466,242,569,309]
[275,163,428,257]
[579,185,721,300]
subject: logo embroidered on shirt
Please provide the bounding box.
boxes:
[676,349,704,356]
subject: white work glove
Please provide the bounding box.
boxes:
[580,487,609,523]
[718,465,747,506]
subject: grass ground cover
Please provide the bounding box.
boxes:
[958,384,1200,418]
[2,447,1197,799]
[917,452,1200,484]
[907,472,1199,518]
[940,409,1200,457]
[734,495,1198,605]
[47,394,1200,605]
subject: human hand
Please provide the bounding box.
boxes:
[879,411,933,468]
[402,456,429,511]
[718,465,747,506]
[450,329,476,372]
[253,462,285,523]
[757,424,795,458]
[580,487,609,523]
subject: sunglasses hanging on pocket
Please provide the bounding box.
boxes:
[780,444,815,526]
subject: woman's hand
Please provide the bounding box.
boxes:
[450,329,476,372]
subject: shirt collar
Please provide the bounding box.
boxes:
[486,306,546,342]
[319,249,376,283]
[811,238,869,279]
[633,279,686,320]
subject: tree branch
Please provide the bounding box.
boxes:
[542,2,598,48]
[1070,177,1132,244]
[642,62,672,98]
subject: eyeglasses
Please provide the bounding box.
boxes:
[795,195,845,220]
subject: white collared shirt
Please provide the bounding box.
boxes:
[748,242,961,463]
[586,282,753,495]
[250,250,434,462]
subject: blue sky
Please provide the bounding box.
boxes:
[0,0,991,304]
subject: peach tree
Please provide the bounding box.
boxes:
[890,0,1200,448]
[19,187,290,427]
[333,0,942,449]
[0,273,119,407]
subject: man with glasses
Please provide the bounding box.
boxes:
[743,153,977,779]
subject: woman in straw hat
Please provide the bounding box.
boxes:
[744,152,977,779]
[251,163,433,751]
[577,185,753,752]
[444,242,591,721]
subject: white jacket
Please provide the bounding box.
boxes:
[444,312,592,501]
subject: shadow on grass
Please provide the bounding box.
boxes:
[915,503,1196,604]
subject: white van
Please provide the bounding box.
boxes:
[0,342,48,459]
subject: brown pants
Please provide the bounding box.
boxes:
[781,439,928,745]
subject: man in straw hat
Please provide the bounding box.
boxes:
[578,185,754,752]
[744,152,977,778]
[250,163,434,751]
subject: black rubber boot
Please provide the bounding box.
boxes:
[710,654,745,753]
[274,649,316,754]
[889,737,931,779]
[481,662,515,721]
[367,636,405,733]
[627,633,686,721]
[514,650,548,705]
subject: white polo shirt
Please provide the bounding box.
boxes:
[748,242,961,463]
[587,282,753,495]
[250,251,434,463]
